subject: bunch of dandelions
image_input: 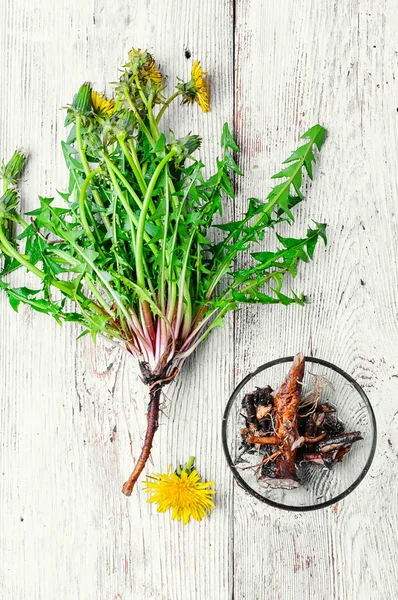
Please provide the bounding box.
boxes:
[144,457,215,524]
[0,48,327,497]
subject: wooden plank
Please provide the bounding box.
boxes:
[0,1,235,598]
[233,0,398,599]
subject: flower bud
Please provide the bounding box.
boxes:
[72,82,93,114]
[170,134,202,162]
[0,150,26,186]
[0,189,18,215]
[65,82,93,125]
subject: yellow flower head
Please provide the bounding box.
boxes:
[91,90,115,116]
[191,60,210,112]
[143,458,215,525]
[128,49,163,85]
[179,60,210,113]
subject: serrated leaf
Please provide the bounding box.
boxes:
[153,133,166,154]
[62,312,84,322]
[271,163,299,180]
[57,189,71,202]
[220,172,235,199]
[62,229,85,244]
[29,236,45,265]
[42,255,68,275]
[276,234,304,249]
[224,152,243,176]
[76,329,90,340]
[301,124,326,151]
[282,142,312,164]
[16,223,36,240]
[306,234,318,260]
[221,123,239,152]
[215,220,244,233]
[273,289,304,306]
[251,251,277,263]
[232,289,279,304]
[312,221,327,245]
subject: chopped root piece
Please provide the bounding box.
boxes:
[236,354,364,488]
[245,435,280,445]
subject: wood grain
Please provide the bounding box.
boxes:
[0,1,234,598]
[233,1,398,599]
[1,0,398,598]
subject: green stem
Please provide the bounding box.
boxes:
[102,157,137,253]
[118,136,147,195]
[123,87,155,146]
[75,116,111,230]
[68,237,132,325]
[166,279,177,323]
[13,213,29,230]
[159,169,170,313]
[133,150,176,347]
[167,164,201,265]
[135,150,176,288]
[147,101,159,141]
[156,91,180,123]
[79,167,101,243]
[102,154,158,257]
[178,303,231,358]
[85,274,115,317]
[133,77,159,142]
[183,456,195,474]
[105,159,143,210]
[127,140,147,183]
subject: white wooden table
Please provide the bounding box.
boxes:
[1,1,397,598]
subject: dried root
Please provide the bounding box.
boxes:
[236,354,363,489]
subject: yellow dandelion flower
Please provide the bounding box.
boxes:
[91,90,115,116]
[191,60,210,112]
[143,458,216,525]
[143,54,163,85]
[178,60,210,113]
[129,49,163,85]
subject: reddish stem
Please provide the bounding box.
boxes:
[141,300,156,348]
[122,383,162,496]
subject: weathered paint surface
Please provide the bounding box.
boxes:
[0,1,397,598]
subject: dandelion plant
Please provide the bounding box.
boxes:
[0,50,327,496]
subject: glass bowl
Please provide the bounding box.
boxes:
[222,356,377,511]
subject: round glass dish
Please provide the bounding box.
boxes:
[222,356,377,511]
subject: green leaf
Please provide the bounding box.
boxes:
[29,236,46,265]
[16,223,36,240]
[273,289,305,306]
[42,255,68,275]
[148,197,167,221]
[221,123,239,152]
[153,133,166,154]
[220,172,235,199]
[224,151,243,176]
[215,220,244,233]
[57,189,72,202]
[271,163,298,180]
[1,71,328,368]
[301,124,326,151]
[311,221,327,245]
[232,289,279,304]
[251,251,277,263]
